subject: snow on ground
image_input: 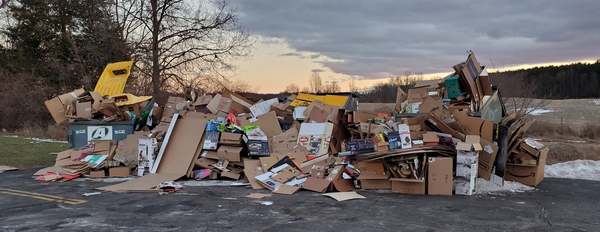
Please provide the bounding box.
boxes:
[545,160,600,181]
[476,178,534,195]
[29,137,68,144]
[528,108,554,116]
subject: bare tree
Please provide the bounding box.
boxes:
[114,0,249,99]
[322,80,340,93]
[284,83,299,93]
[309,70,322,93]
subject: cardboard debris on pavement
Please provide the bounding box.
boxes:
[0,165,18,173]
[36,52,548,198]
[322,191,366,201]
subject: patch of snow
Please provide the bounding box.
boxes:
[256,200,273,206]
[180,180,249,187]
[545,160,600,181]
[476,178,534,195]
[528,108,554,116]
[29,137,68,144]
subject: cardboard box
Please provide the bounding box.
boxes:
[455,151,478,195]
[397,124,412,149]
[206,94,232,115]
[216,146,242,162]
[271,127,300,154]
[478,142,498,180]
[505,147,548,186]
[255,111,283,138]
[219,132,242,146]
[90,169,106,178]
[360,179,391,190]
[427,157,453,196]
[302,177,330,192]
[221,170,241,180]
[109,166,130,177]
[297,123,333,156]
[422,132,439,144]
[390,178,426,195]
[45,97,68,124]
[407,86,428,101]
[355,160,387,180]
[76,101,92,119]
[243,159,265,190]
[359,123,387,134]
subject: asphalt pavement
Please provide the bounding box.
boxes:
[0,170,599,232]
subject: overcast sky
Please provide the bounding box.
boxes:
[229,0,600,92]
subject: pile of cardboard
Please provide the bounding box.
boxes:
[343,51,545,197]
[37,52,547,196]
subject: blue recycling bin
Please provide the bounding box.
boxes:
[67,120,135,148]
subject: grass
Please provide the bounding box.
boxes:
[0,136,69,169]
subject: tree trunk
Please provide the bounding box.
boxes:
[150,0,161,100]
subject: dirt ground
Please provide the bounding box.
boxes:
[506,98,600,164]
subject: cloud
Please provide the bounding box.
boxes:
[279,52,304,57]
[231,0,600,78]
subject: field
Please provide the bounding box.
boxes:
[0,136,68,169]
[519,98,600,164]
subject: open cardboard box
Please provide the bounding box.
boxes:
[505,147,548,186]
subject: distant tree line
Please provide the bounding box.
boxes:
[490,61,600,99]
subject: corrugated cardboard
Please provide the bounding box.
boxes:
[356,160,387,180]
[271,127,299,153]
[505,147,548,186]
[390,178,426,195]
[454,110,494,142]
[219,132,242,146]
[302,177,330,192]
[271,165,298,183]
[90,170,106,178]
[297,123,333,156]
[98,173,180,192]
[259,156,279,171]
[243,159,265,190]
[427,157,453,196]
[255,111,283,138]
[360,179,391,190]
[273,184,301,195]
[407,87,428,101]
[45,97,67,124]
[192,95,213,106]
[195,157,216,169]
[326,165,354,192]
[113,132,143,166]
[76,101,92,119]
[221,170,241,180]
[216,146,242,162]
[109,166,130,177]
[478,142,498,180]
[101,117,206,192]
[455,151,478,195]
[322,191,366,201]
[300,154,329,173]
[422,132,439,144]
[206,94,232,114]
